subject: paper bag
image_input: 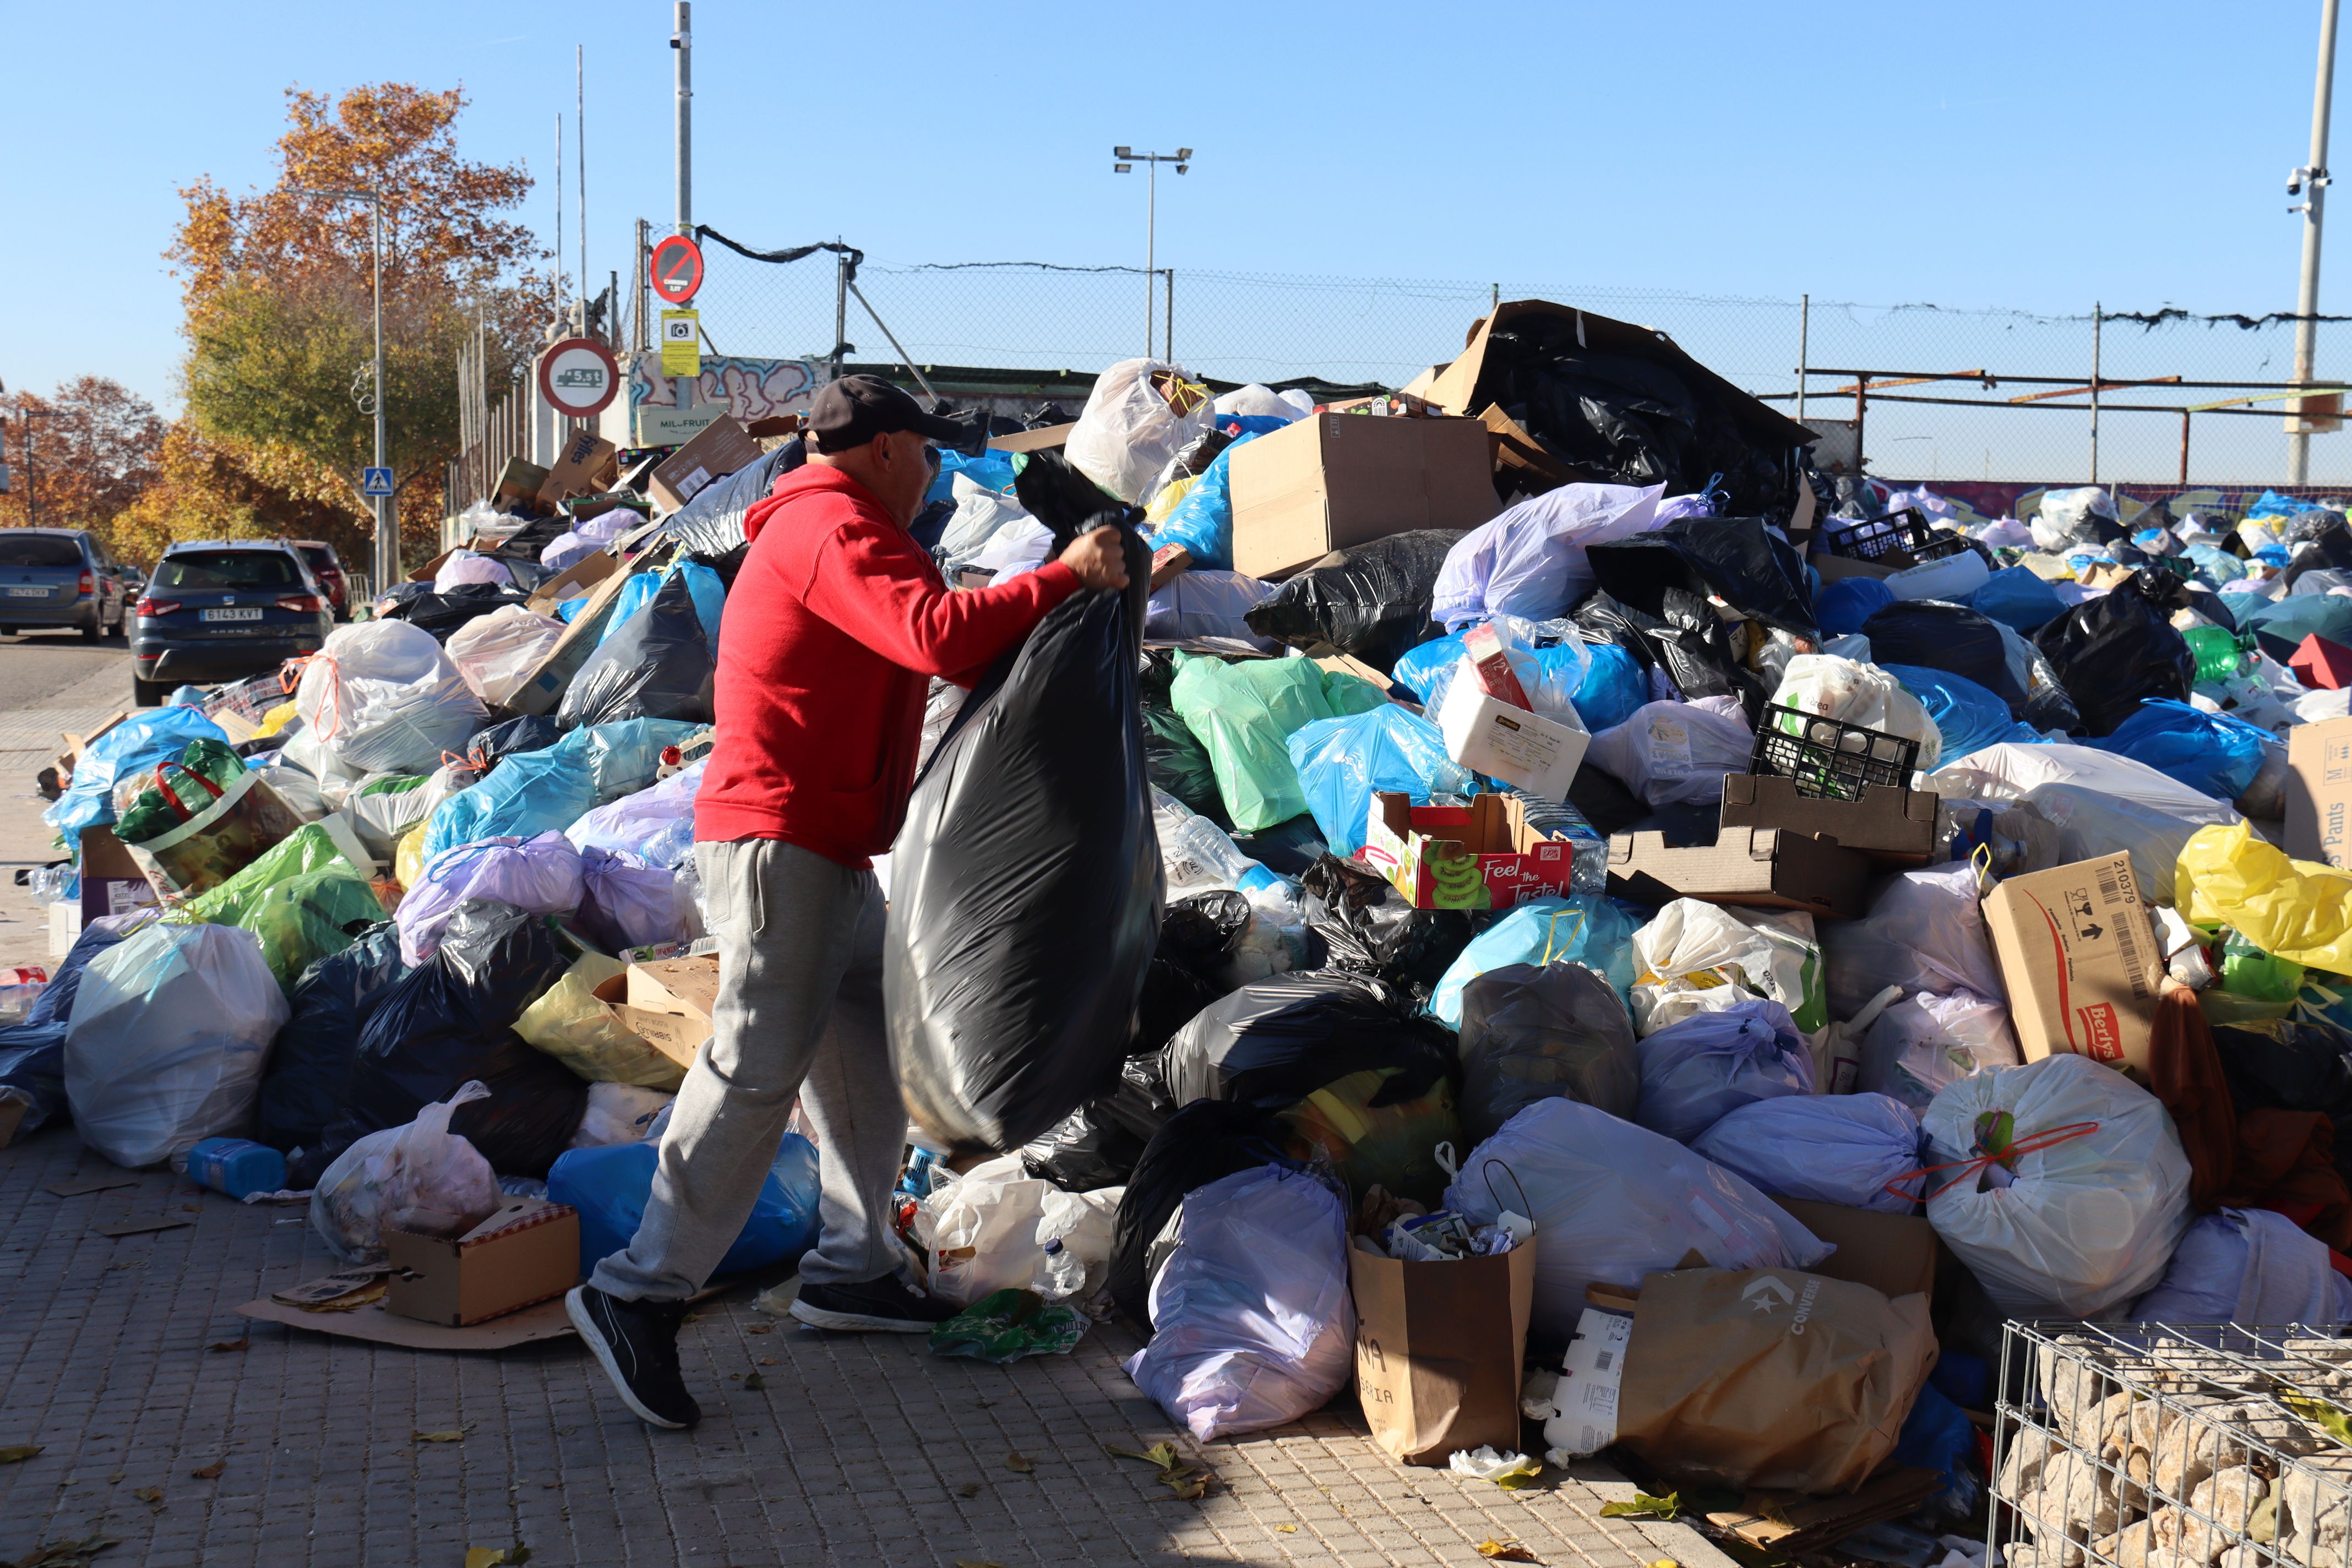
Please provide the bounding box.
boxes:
[1348,1238,1537,1466]
[1613,1267,1935,1495]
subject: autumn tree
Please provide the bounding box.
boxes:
[0,378,167,552]
[166,82,553,573]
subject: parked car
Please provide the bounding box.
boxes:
[0,527,130,640]
[130,539,333,706]
[293,540,351,619]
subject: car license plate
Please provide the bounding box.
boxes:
[201,607,264,623]
[6,586,47,598]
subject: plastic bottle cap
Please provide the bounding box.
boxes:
[1237,864,1278,894]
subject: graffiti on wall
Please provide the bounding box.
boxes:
[626,352,823,426]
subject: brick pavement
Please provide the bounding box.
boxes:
[0,1121,1737,1568]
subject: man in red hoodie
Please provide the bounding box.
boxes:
[568,376,1128,1429]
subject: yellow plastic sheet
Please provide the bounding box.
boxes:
[253,701,299,740]
[2176,821,2352,978]
[1144,473,1200,527]
[514,951,686,1090]
[394,821,431,891]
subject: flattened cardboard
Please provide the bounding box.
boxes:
[1718,775,1940,866]
[524,549,619,616]
[1438,680,1589,803]
[1605,826,1871,920]
[648,413,762,512]
[1705,1466,1943,1555]
[1769,1198,1935,1302]
[383,1199,580,1326]
[634,401,729,448]
[1980,853,2162,1077]
[984,422,1076,453]
[1227,413,1499,580]
[494,456,551,509]
[1358,792,1582,911]
[2287,715,2352,867]
[238,1292,578,1352]
[537,429,619,504]
[77,825,159,926]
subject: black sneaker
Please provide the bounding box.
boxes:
[566,1284,701,1429]
[790,1275,961,1333]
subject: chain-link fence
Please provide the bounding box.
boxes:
[645,224,2352,490]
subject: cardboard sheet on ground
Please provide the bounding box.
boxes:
[236,1292,577,1352]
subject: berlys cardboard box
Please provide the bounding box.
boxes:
[1979,853,2162,1077]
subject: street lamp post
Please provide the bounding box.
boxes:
[295,186,392,588]
[1112,146,1191,360]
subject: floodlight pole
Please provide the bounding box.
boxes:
[1114,146,1192,360]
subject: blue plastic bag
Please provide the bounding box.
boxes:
[2184,543,2247,589]
[1426,895,1643,1028]
[1150,433,1264,571]
[42,705,228,851]
[1968,568,2066,633]
[2247,488,2321,520]
[548,1133,820,1277]
[2092,698,2271,803]
[1884,664,2043,762]
[928,449,1017,507]
[599,560,725,649]
[1891,1380,1977,1493]
[1389,627,1594,721]
[0,911,150,1135]
[1389,632,1466,705]
[1571,643,1647,733]
[1285,705,1468,858]
[1816,576,1896,636]
[1689,1093,1923,1214]
[422,717,703,860]
[1633,997,1812,1144]
[2239,592,2352,663]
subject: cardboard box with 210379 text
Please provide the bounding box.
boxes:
[1980,852,2162,1078]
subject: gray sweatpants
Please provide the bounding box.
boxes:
[590,837,910,1302]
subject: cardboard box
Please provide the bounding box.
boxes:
[2288,715,2352,867]
[1718,775,1940,866]
[1604,826,1871,920]
[494,456,551,509]
[383,1199,580,1326]
[1438,679,1589,803]
[48,899,80,962]
[634,401,730,448]
[588,954,720,1066]
[1358,792,1583,911]
[524,548,619,617]
[1980,853,2162,1077]
[1227,412,1499,579]
[1808,551,1899,583]
[1770,1198,1935,1302]
[648,413,763,512]
[985,422,1076,453]
[2292,633,2352,692]
[77,825,160,926]
[538,428,619,503]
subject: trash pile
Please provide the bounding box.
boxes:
[14,300,2352,1555]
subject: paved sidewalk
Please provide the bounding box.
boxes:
[0,1121,1734,1568]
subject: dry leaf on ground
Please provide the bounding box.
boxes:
[1477,1542,1539,1563]
[188,1462,223,1480]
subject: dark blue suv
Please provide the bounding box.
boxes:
[0,528,129,640]
[131,540,334,706]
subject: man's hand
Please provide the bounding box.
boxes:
[1059,525,1130,591]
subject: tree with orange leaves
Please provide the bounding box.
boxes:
[0,378,166,548]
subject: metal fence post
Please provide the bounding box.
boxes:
[2090,302,2103,485]
[1165,269,1175,366]
[1796,293,1810,424]
[832,248,848,384]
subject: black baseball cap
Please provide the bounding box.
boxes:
[807,374,968,452]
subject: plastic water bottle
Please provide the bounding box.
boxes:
[185,1137,287,1201]
[1035,1235,1087,1301]
[1152,787,1276,896]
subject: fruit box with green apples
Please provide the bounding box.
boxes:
[1357,792,1578,911]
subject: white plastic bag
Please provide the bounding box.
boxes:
[1927,742,2242,826]
[1820,859,2006,1020]
[1631,899,1826,1036]
[1210,383,1305,422]
[1767,655,1941,773]
[294,620,487,776]
[917,1153,1123,1307]
[965,515,1055,581]
[433,549,515,592]
[1882,549,1991,606]
[1634,997,1814,1144]
[1065,358,1213,505]
[63,921,289,1168]
[1692,1093,1924,1215]
[311,1081,504,1264]
[936,473,1033,574]
[1145,570,1278,647]
[1856,990,2021,1109]
[567,1081,674,1150]
[1923,1053,2192,1317]
[1430,482,1666,627]
[1124,1166,1354,1441]
[2129,1208,2349,1326]
[1445,1097,1832,1345]
[445,603,565,706]
[1586,695,1754,807]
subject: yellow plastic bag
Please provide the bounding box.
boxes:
[254,701,300,740]
[2176,822,2352,977]
[1144,473,1200,526]
[394,821,430,891]
[514,951,687,1090]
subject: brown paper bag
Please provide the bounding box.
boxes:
[1349,1238,1537,1466]
[1613,1267,1936,1495]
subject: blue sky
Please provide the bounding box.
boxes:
[2,0,2342,422]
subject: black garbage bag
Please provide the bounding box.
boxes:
[1861,600,2029,707]
[2288,522,2352,586]
[1230,813,1330,877]
[883,525,1163,1154]
[2281,507,2350,546]
[663,439,803,558]
[1109,1099,1292,1329]
[1299,853,1480,1003]
[1093,1050,1178,1144]
[0,913,143,1137]
[386,581,536,643]
[1242,529,1467,673]
[302,901,577,1185]
[255,923,410,1155]
[1572,587,1766,718]
[1144,705,1226,825]
[483,513,571,569]
[554,570,716,731]
[1163,970,1455,1109]
[464,715,563,773]
[1019,1101,1147,1192]
[1135,892,1255,1055]
[1588,516,1817,639]
[447,1046,593,1177]
[2033,569,2195,737]
[1456,962,1641,1143]
[1012,447,1141,536]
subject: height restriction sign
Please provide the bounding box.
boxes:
[660,309,702,378]
[649,234,704,305]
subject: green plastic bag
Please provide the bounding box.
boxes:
[173,820,383,992]
[2220,930,2306,1003]
[112,739,249,845]
[929,1288,1090,1364]
[1168,654,1389,831]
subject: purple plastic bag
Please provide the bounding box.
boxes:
[576,847,699,951]
[397,831,584,965]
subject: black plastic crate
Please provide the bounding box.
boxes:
[1748,704,1920,801]
[1819,507,1974,564]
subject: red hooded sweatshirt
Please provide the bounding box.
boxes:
[693,463,1079,865]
